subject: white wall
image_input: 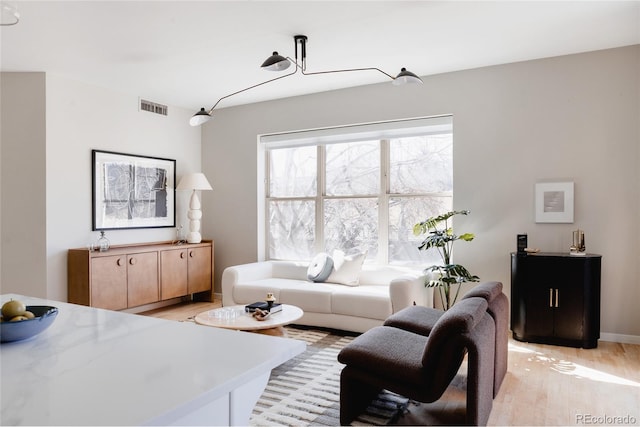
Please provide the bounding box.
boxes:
[202,45,640,340]
[1,72,202,301]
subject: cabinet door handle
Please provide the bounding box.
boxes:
[555,289,559,308]
[129,257,136,265]
[189,251,194,258]
[549,288,553,307]
[180,251,186,259]
[117,258,124,267]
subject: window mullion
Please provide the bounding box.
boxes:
[316,145,325,253]
[379,139,390,264]
[263,150,271,260]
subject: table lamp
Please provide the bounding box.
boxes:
[176,172,213,243]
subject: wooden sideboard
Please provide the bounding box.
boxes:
[68,240,213,310]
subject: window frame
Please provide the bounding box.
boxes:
[258,116,453,264]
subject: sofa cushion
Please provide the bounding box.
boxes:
[337,326,428,386]
[326,250,367,286]
[232,278,307,304]
[271,261,309,280]
[331,285,392,320]
[307,252,334,282]
[280,284,333,313]
[359,265,420,286]
[383,305,444,335]
[233,278,334,313]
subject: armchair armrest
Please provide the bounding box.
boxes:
[389,274,434,312]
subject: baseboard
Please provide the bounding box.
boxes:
[600,332,640,345]
[122,296,188,314]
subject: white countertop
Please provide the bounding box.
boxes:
[0,294,306,426]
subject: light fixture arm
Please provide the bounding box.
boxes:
[290,34,396,82]
[301,66,396,81]
[204,66,299,115]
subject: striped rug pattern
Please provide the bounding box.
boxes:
[250,326,408,426]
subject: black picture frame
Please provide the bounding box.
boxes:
[92,150,176,230]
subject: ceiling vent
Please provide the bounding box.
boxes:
[140,99,168,116]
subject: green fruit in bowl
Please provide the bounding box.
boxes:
[10,315,29,322]
[2,300,26,319]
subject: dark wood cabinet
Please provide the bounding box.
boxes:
[510,252,601,348]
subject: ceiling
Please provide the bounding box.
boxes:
[1,1,639,113]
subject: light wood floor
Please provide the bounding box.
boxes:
[140,300,221,322]
[142,302,640,426]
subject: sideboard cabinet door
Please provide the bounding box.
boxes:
[160,249,188,300]
[91,256,128,311]
[187,245,213,294]
[510,252,601,348]
[127,252,159,307]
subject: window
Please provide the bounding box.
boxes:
[260,116,452,265]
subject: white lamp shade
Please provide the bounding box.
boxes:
[177,173,213,191]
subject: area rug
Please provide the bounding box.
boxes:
[250,326,409,426]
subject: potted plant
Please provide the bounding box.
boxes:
[413,210,479,310]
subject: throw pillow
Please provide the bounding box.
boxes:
[307,252,334,282]
[326,250,367,286]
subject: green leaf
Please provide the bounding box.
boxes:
[459,233,475,242]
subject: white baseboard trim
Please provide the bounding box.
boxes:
[600,332,640,345]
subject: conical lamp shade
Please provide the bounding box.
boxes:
[177,173,213,191]
[392,68,423,85]
[261,51,291,71]
[189,108,212,126]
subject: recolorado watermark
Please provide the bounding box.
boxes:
[576,413,637,425]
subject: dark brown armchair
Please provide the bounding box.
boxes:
[337,297,495,426]
[384,281,508,396]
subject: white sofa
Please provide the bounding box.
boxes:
[221,261,433,333]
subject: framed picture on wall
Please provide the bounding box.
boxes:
[92,150,176,230]
[535,181,574,223]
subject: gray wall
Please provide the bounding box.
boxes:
[0,73,47,298]
[202,45,640,341]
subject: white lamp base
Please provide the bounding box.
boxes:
[187,191,203,244]
[187,231,202,244]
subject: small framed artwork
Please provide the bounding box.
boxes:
[92,150,176,230]
[535,182,574,223]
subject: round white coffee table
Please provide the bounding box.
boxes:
[195,304,304,336]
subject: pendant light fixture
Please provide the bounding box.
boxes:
[190,34,423,126]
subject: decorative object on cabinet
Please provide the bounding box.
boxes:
[176,172,213,244]
[68,240,213,311]
[570,229,586,256]
[413,210,479,310]
[510,252,601,348]
[92,150,176,230]
[97,231,110,252]
[517,234,528,253]
[535,181,574,223]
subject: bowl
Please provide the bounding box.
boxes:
[1,305,59,343]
